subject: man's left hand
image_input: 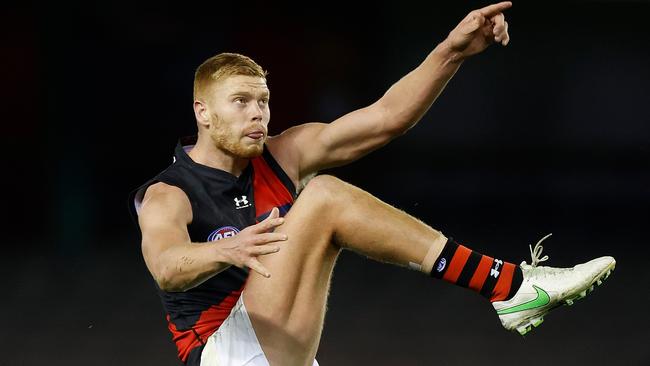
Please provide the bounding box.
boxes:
[445,2,512,60]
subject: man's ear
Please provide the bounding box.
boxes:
[193,100,210,128]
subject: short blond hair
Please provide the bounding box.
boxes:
[193,53,268,101]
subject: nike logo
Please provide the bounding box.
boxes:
[496,285,550,315]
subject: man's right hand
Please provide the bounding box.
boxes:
[217,207,288,278]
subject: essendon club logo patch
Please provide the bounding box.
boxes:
[207,226,240,242]
[436,257,447,272]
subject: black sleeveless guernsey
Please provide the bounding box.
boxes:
[129,136,296,365]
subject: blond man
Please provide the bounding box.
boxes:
[130,3,615,365]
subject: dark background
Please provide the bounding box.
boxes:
[3,0,649,365]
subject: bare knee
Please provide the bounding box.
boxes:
[303,174,342,189]
[299,174,348,207]
[298,175,359,246]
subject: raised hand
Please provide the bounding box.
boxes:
[446,2,512,59]
[217,207,287,278]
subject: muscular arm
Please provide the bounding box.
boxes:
[269,43,461,181]
[138,183,286,292]
[268,2,512,184]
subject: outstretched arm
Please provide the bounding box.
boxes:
[269,2,512,184]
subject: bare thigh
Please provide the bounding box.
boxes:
[243,178,339,366]
[243,174,443,365]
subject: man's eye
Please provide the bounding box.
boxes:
[235,98,246,104]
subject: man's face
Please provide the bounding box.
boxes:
[203,75,270,158]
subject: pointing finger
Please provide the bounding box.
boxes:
[478,2,512,18]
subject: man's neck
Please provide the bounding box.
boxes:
[187,136,249,177]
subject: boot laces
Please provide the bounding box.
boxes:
[521,233,552,268]
[521,234,572,279]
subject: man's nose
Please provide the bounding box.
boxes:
[249,103,263,121]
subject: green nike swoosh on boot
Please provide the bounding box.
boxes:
[496,285,550,315]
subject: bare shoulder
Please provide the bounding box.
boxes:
[266,123,327,186]
[138,182,193,279]
[139,182,192,227]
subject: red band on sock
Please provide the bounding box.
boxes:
[490,262,516,302]
[443,245,472,283]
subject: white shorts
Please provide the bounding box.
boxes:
[200,293,319,366]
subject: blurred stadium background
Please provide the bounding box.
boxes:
[2,0,648,365]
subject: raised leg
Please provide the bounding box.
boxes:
[243,175,447,366]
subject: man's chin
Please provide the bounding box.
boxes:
[238,144,264,159]
[213,136,265,159]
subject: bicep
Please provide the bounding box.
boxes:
[272,102,394,178]
[314,103,393,164]
[138,183,192,276]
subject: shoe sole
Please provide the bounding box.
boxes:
[515,261,616,336]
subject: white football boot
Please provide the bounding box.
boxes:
[492,234,616,335]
